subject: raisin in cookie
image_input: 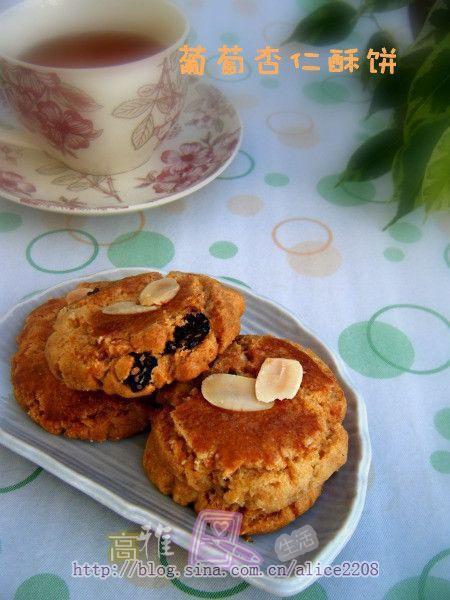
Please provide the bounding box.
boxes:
[144,335,348,535]
[45,272,245,398]
[11,293,153,442]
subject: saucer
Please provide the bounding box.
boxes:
[0,82,242,215]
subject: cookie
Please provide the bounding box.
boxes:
[11,291,153,441]
[45,272,245,398]
[143,335,348,535]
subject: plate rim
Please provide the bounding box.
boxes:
[0,267,371,596]
[0,82,243,216]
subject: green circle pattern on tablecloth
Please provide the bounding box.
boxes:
[385,549,450,599]
[158,539,248,598]
[434,408,450,440]
[430,451,450,473]
[303,79,350,104]
[218,151,255,180]
[338,320,415,378]
[385,576,450,600]
[209,241,238,259]
[388,222,422,243]
[317,174,376,206]
[430,407,450,473]
[26,229,99,274]
[418,549,450,599]
[367,304,450,375]
[0,466,42,494]
[265,172,289,187]
[107,231,175,268]
[295,584,328,599]
[0,212,22,232]
[14,574,69,600]
[384,247,405,262]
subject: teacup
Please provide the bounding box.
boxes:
[0,0,189,175]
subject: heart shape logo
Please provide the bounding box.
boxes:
[210,520,230,537]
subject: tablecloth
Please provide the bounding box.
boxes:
[0,0,449,598]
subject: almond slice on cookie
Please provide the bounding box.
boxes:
[255,358,303,403]
[102,301,158,315]
[201,373,274,411]
[139,277,180,307]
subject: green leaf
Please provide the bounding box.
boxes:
[421,126,450,213]
[428,5,450,42]
[361,30,397,88]
[340,128,402,183]
[365,0,410,12]
[413,0,450,48]
[367,47,429,116]
[287,1,358,46]
[405,33,450,136]
[386,118,448,227]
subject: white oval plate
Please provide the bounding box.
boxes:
[0,268,371,597]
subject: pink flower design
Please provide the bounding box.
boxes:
[213,131,240,160]
[185,85,234,132]
[0,61,102,158]
[144,142,215,193]
[137,129,240,194]
[0,170,36,196]
[4,66,59,102]
[35,101,101,156]
[161,142,213,170]
[152,164,209,194]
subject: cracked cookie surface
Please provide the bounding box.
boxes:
[144,335,348,535]
[44,272,245,398]
[11,292,153,442]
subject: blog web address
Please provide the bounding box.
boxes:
[70,510,380,582]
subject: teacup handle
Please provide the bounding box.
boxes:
[0,111,39,151]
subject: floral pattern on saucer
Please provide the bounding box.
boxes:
[136,130,239,194]
[0,169,35,197]
[0,81,242,214]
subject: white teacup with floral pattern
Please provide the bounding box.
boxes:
[0,0,189,175]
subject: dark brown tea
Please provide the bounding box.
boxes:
[19,31,165,68]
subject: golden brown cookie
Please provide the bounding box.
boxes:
[44,272,245,398]
[11,292,153,441]
[144,335,348,535]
